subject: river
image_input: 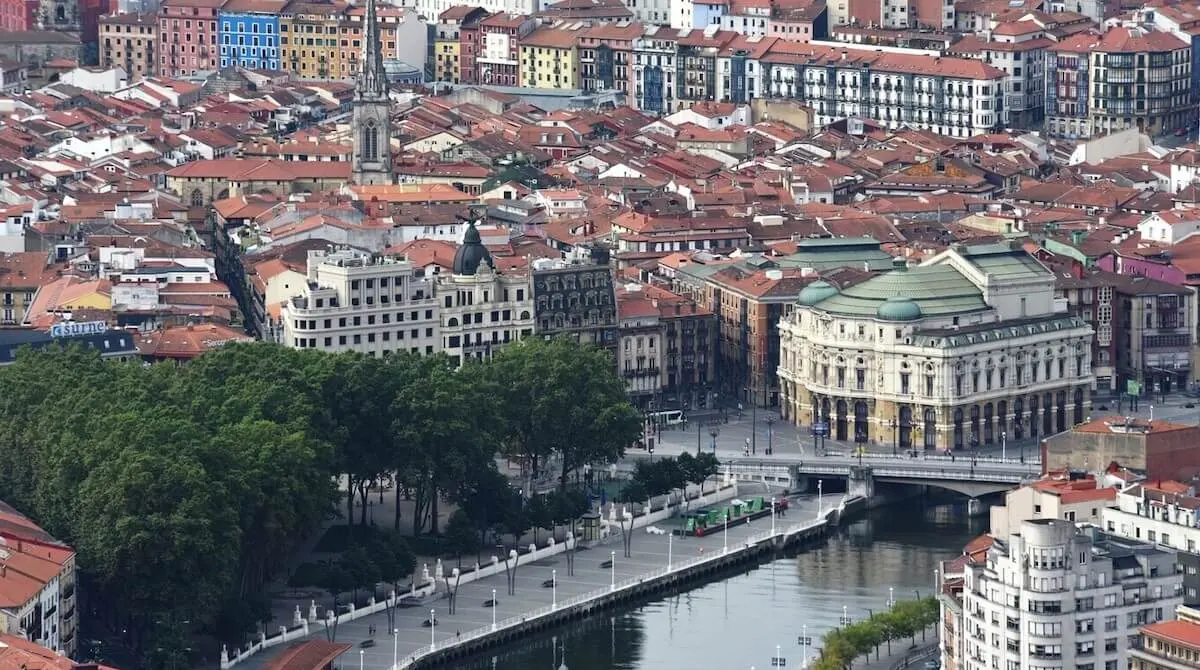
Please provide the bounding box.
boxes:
[458,496,987,670]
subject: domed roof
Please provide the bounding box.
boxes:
[876,296,923,321]
[797,280,839,306]
[452,221,494,276]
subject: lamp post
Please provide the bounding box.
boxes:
[1001,430,1007,461]
[392,628,398,669]
[888,586,895,609]
[430,608,436,650]
[817,479,823,518]
[766,416,776,455]
[770,497,776,536]
[890,418,898,456]
[491,589,497,630]
[552,569,557,610]
[709,425,720,455]
[667,531,673,570]
[723,510,729,553]
[1019,421,1026,463]
[802,624,809,668]
[610,551,616,591]
[359,649,364,670]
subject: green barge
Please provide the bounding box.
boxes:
[679,496,789,537]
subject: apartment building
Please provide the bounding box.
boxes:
[0,253,54,327]
[437,221,534,364]
[218,0,285,71]
[631,30,1007,135]
[520,25,579,89]
[956,518,1182,670]
[279,248,440,356]
[531,246,618,352]
[1101,482,1200,607]
[279,0,344,80]
[158,0,225,77]
[434,6,488,83]
[0,502,77,657]
[577,20,638,94]
[100,12,157,80]
[1054,273,1118,394]
[947,20,1050,129]
[1046,26,1193,140]
[413,0,533,24]
[475,13,533,86]
[1112,275,1193,397]
[1130,605,1200,670]
[615,281,716,410]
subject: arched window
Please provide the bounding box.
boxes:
[190,189,204,206]
[447,317,459,327]
[362,119,379,161]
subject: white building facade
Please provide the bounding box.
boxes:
[437,222,535,364]
[957,518,1182,670]
[778,243,1095,451]
[279,248,440,356]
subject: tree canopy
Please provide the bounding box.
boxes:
[0,335,636,664]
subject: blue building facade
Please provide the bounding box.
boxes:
[692,1,725,28]
[219,7,282,71]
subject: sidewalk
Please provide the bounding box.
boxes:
[234,491,818,670]
[859,625,938,670]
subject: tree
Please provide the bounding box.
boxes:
[443,510,477,568]
[393,356,499,535]
[362,528,414,631]
[525,494,554,545]
[488,338,642,490]
[456,467,517,561]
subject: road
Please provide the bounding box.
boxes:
[652,393,1200,464]
[235,482,811,670]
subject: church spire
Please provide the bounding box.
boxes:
[350,0,393,185]
[357,0,388,98]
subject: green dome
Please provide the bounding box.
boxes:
[877,296,923,321]
[798,280,839,306]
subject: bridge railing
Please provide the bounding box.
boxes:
[724,460,1039,483]
[823,451,1041,465]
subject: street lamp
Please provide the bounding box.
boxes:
[551,569,557,610]
[491,589,497,630]
[667,531,673,570]
[887,586,895,609]
[817,479,823,518]
[765,416,776,455]
[430,608,436,650]
[392,628,398,669]
[723,510,729,553]
[708,425,720,454]
[359,649,364,670]
[889,418,897,456]
[1001,430,1007,461]
[610,551,616,591]
[770,497,776,536]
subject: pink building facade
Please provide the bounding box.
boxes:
[1097,252,1188,286]
[159,0,225,77]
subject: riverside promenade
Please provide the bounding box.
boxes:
[229,492,836,670]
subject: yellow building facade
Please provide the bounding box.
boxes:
[434,39,460,83]
[280,0,345,79]
[519,27,579,89]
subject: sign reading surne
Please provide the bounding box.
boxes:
[50,321,109,338]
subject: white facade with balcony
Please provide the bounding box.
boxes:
[280,248,440,356]
[956,519,1182,670]
[743,55,1006,137]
